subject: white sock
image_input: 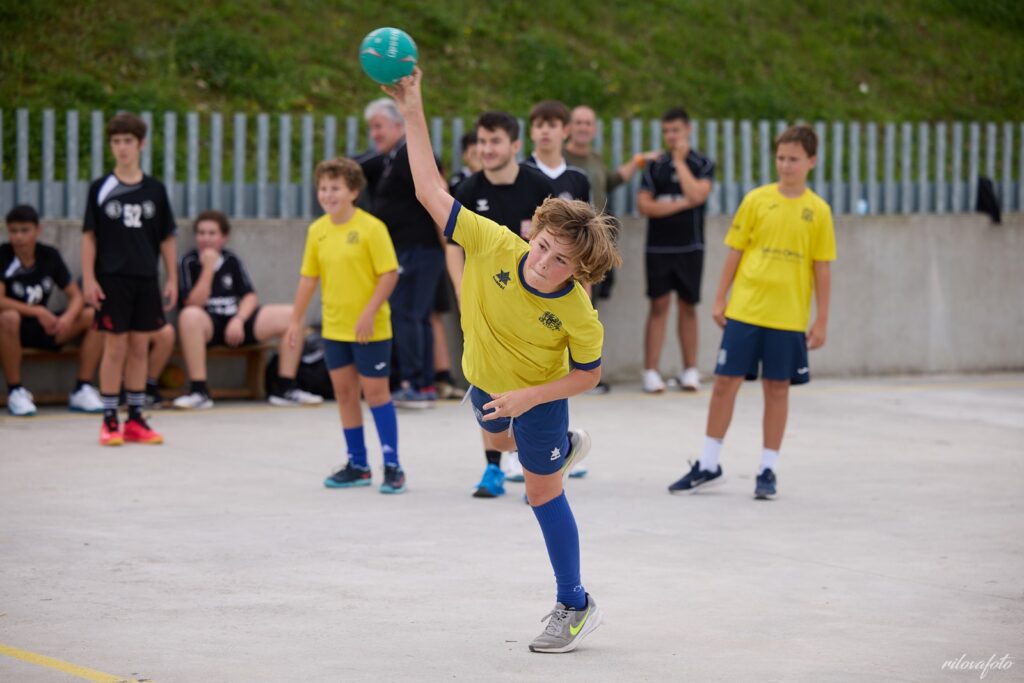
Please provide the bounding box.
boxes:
[699,436,722,472]
[759,448,779,474]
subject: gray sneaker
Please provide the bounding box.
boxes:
[529,593,603,653]
[560,429,592,481]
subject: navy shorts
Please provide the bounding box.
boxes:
[715,318,810,385]
[323,339,393,377]
[469,386,570,476]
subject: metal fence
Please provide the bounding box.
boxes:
[2,108,1021,220]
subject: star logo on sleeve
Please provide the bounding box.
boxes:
[550,446,561,461]
[492,270,511,289]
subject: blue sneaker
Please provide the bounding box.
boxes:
[668,460,724,494]
[754,468,777,499]
[324,463,372,488]
[473,463,506,498]
[380,464,406,494]
[393,386,434,410]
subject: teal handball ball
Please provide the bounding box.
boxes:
[359,27,418,85]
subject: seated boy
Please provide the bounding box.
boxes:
[172,210,323,409]
[1,204,104,415]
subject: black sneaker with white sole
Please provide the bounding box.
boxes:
[754,468,777,499]
[668,460,724,493]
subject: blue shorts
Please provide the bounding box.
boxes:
[323,339,393,377]
[715,319,810,385]
[469,386,570,476]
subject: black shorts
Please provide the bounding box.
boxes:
[645,250,704,304]
[209,307,260,347]
[95,275,166,333]
[20,315,62,351]
[432,271,454,314]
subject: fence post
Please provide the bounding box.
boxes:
[210,112,223,210]
[186,112,199,217]
[758,120,770,186]
[595,117,604,155]
[985,122,997,190]
[705,119,718,215]
[900,122,913,214]
[609,118,624,216]
[813,121,826,201]
[740,119,753,197]
[832,121,844,214]
[163,112,176,209]
[324,115,337,161]
[849,122,861,213]
[16,109,30,205]
[345,116,358,156]
[66,110,79,218]
[301,114,314,218]
[883,122,896,213]
[42,109,55,217]
[935,122,946,213]
[968,122,980,210]
[866,122,878,215]
[141,111,153,175]
[233,113,246,218]
[430,117,443,161]
[1019,123,1024,214]
[628,117,643,216]
[92,110,105,183]
[279,114,292,219]
[951,122,963,212]
[649,118,660,158]
[450,117,464,174]
[0,110,4,188]
[917,122,929,214]
[256,114,269,219]
[1002,122,1014,212]
[722,119,737,213]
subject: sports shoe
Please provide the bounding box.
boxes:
[393,386,434,409]
[586,382,611,395]
[568,463,588,479]
[173,391,214,410]
[668,460,724,493]
[380,464,407,494]
[6,387,36,416]
[642,369,666,394]
[561,429,592,482]
[324,462,371,488]
[472,463,506,498]
[123,416,164,445]
[679,367,701,392]
[529,593,603,653]
[755,468,777,499]
[68,384,104,413]
[268,387,324,407]
[504,452,525,482]
[100,418,124,446]
[436,380,466,400]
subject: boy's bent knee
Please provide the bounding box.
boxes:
[0,309,21,331]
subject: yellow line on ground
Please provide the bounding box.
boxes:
[0,642,150,683]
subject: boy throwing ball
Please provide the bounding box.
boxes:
[669,125,835,499]
[385,68,620,652]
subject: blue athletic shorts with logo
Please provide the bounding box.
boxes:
[469,386,570,475]
[323,339,392,377]
[715,318,810,385]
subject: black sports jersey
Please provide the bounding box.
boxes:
[639,151,715,253]
[178,248,255,317]
[360,141,443,251]
[523,155,591,203]
[0,243,72,307]
[82,173,176,277]
[453,164,554,236]
[448,168,473,194]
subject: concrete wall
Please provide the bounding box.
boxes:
[17,212,1024,394]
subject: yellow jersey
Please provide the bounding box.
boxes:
[300,208,398,341]
[445,202,603,394]
[724,184,836,332]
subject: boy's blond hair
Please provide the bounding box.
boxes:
[528,198,622,284]
[315,157,367,193]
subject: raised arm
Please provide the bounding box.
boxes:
[382,69,454,240]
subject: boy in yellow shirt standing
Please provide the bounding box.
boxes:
[669,125,835,499]
[287,159,403,494]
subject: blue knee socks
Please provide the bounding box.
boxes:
[531,492,586,609]
[370,401,399,467]
[342,426,368,468]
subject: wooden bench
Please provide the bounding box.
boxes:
[1,342,277,407]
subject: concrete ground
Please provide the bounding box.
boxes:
[1,373,1022,683]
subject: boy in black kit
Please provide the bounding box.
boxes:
[637,107,714,395]
[82,113,177,446]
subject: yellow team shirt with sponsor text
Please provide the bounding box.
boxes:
[724,184,836,332]
[300,208,398,342]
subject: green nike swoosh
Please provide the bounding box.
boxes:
[569,606,591,636]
